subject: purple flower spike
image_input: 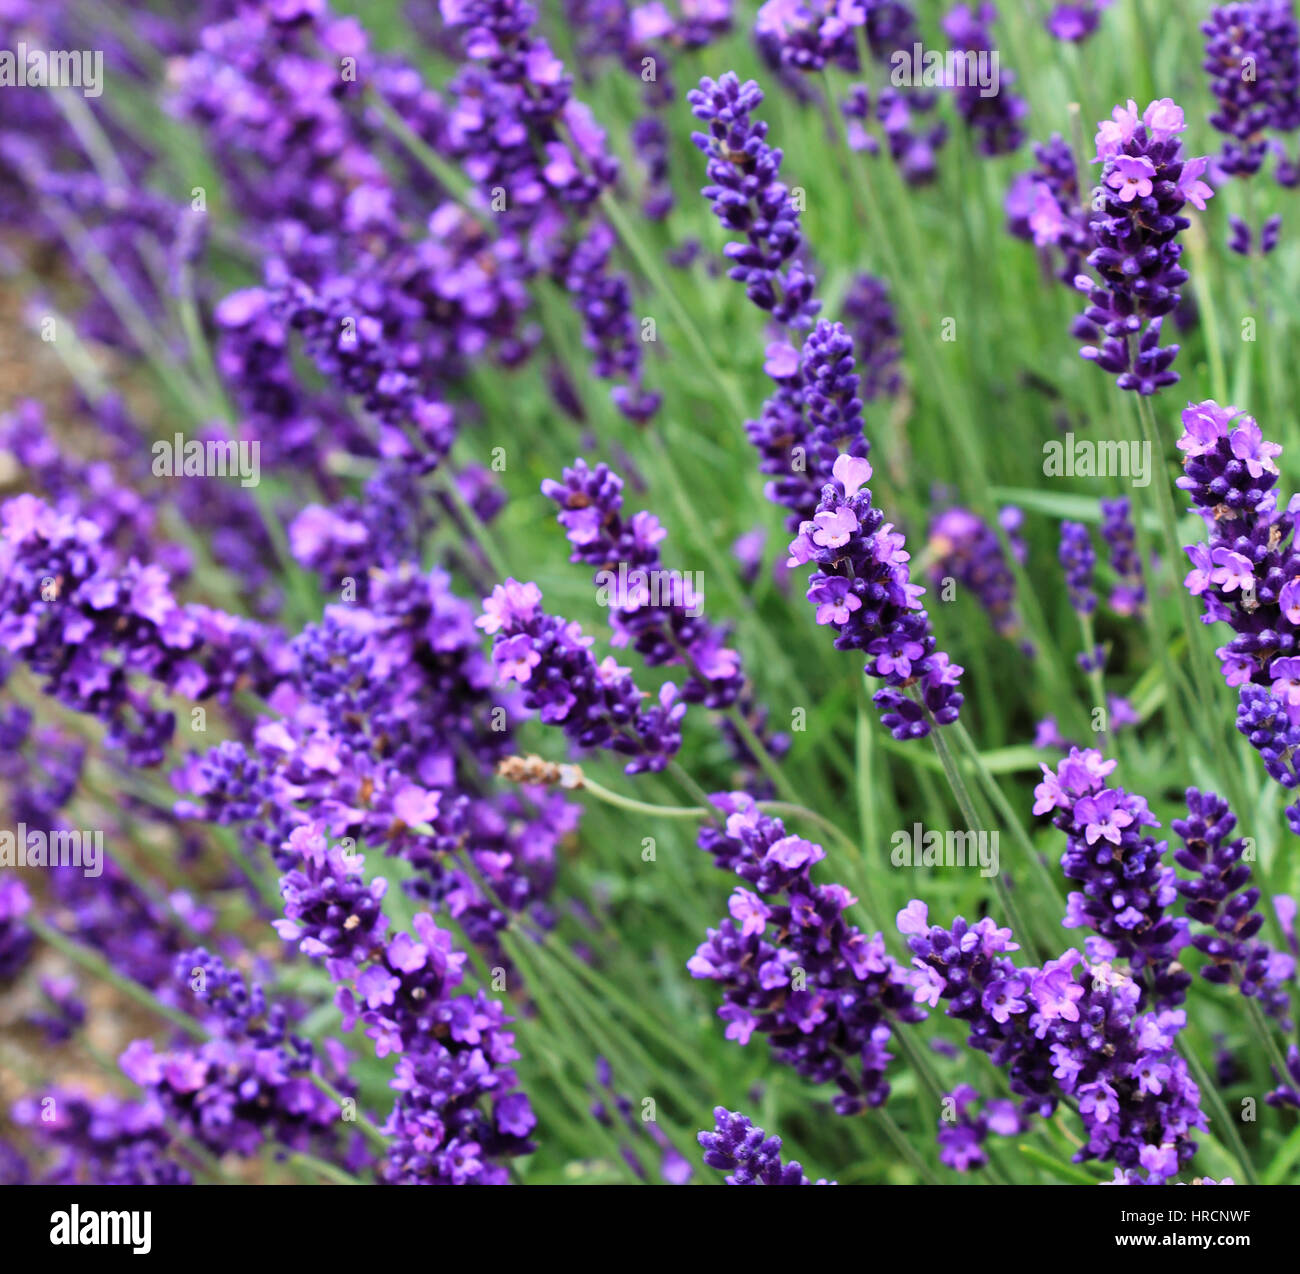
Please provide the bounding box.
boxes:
[1175,400,1294,691]
[699,1108,832,1184]
[1203,2,1300,177]
[692,794,924,1111]
[1059,521,1097,616]
[1074,98,1211,395]
[787,455,964,738]
[542,458,746,709]
[903,905,1206,1182]
[942,4,1028,156]
[1171,789,1295,1024]
[1033,749,1191,1008]
[688,72,821,329]
[478,579,686,774]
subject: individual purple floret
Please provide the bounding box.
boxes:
[1100,497,1146,616]
[1045,1,1111,41]
[1007,135,1092,286]
[929,506,1028,646]
[900,901,1206,1182]
[941,4,1028,156]
[1058,520,1097,616]
[692,793,925,1112]
[1033,748,1191,1007]
[478,578,686,773]
[699,1107,831,1183]
[787,454,964,738]
[543,458,744,707]
[688,72,820,328]
[1072,99,1213,394]
[1171,788,1295,1024]
[936,1085,1026,1171]
[1176,400,1292,690]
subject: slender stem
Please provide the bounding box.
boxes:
[873,1109,941,1185]
[27,914,207,1041]
[1178,1035,1257,1185]
[306,1074,389,1153]
[953,720,1066,911]
[1244,994,1294,1096]
[921,703,1043,962]
[578,769,857,858]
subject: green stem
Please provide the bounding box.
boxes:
[1179,1036,1257,1185]
[921,704,1043,962]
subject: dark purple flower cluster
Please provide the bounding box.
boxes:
[928,506,1028,647]
[120,948,345,1159]
[787,453,964,738]
[840,82,948,186]
[900,901,1206,1182]
[747,320,872,533]
[691,793,925,1112]
[1007,135,1091,286]
[1033,748,1191,1007]
[1176,400,1293,690]
[843,273,903,400]
[273,824,536,1184]
[1100,497,1146,616]
[177,564,573,961]
[0,495,287,766]
[1171,789,1295,1024]
[699,1107,831,1183]
[439,0,661,421]
[1073,99,1213,394]
[479,578,686,773]
[543,459,744,706]
[1236,683,1300,835]
[752,0,863,74]
[1059,520,1097,616]
[1045,1,1111,42]
[11,1090,190,1185]
[941,4,1027,156]
[1268,1045,1300,1108]
[689,73,820,328]
[936,1084,1026,1171]
[1203,2,1300,178]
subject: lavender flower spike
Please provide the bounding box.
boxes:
[1073,99,1213,394]
[478,579,686,773]
[542,458,744,707]
[699,1108,833,1184]
[1175,400,1288,690]
[1033,748,1191,1008]
[787,453,964,738]
[688,72,820,329]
